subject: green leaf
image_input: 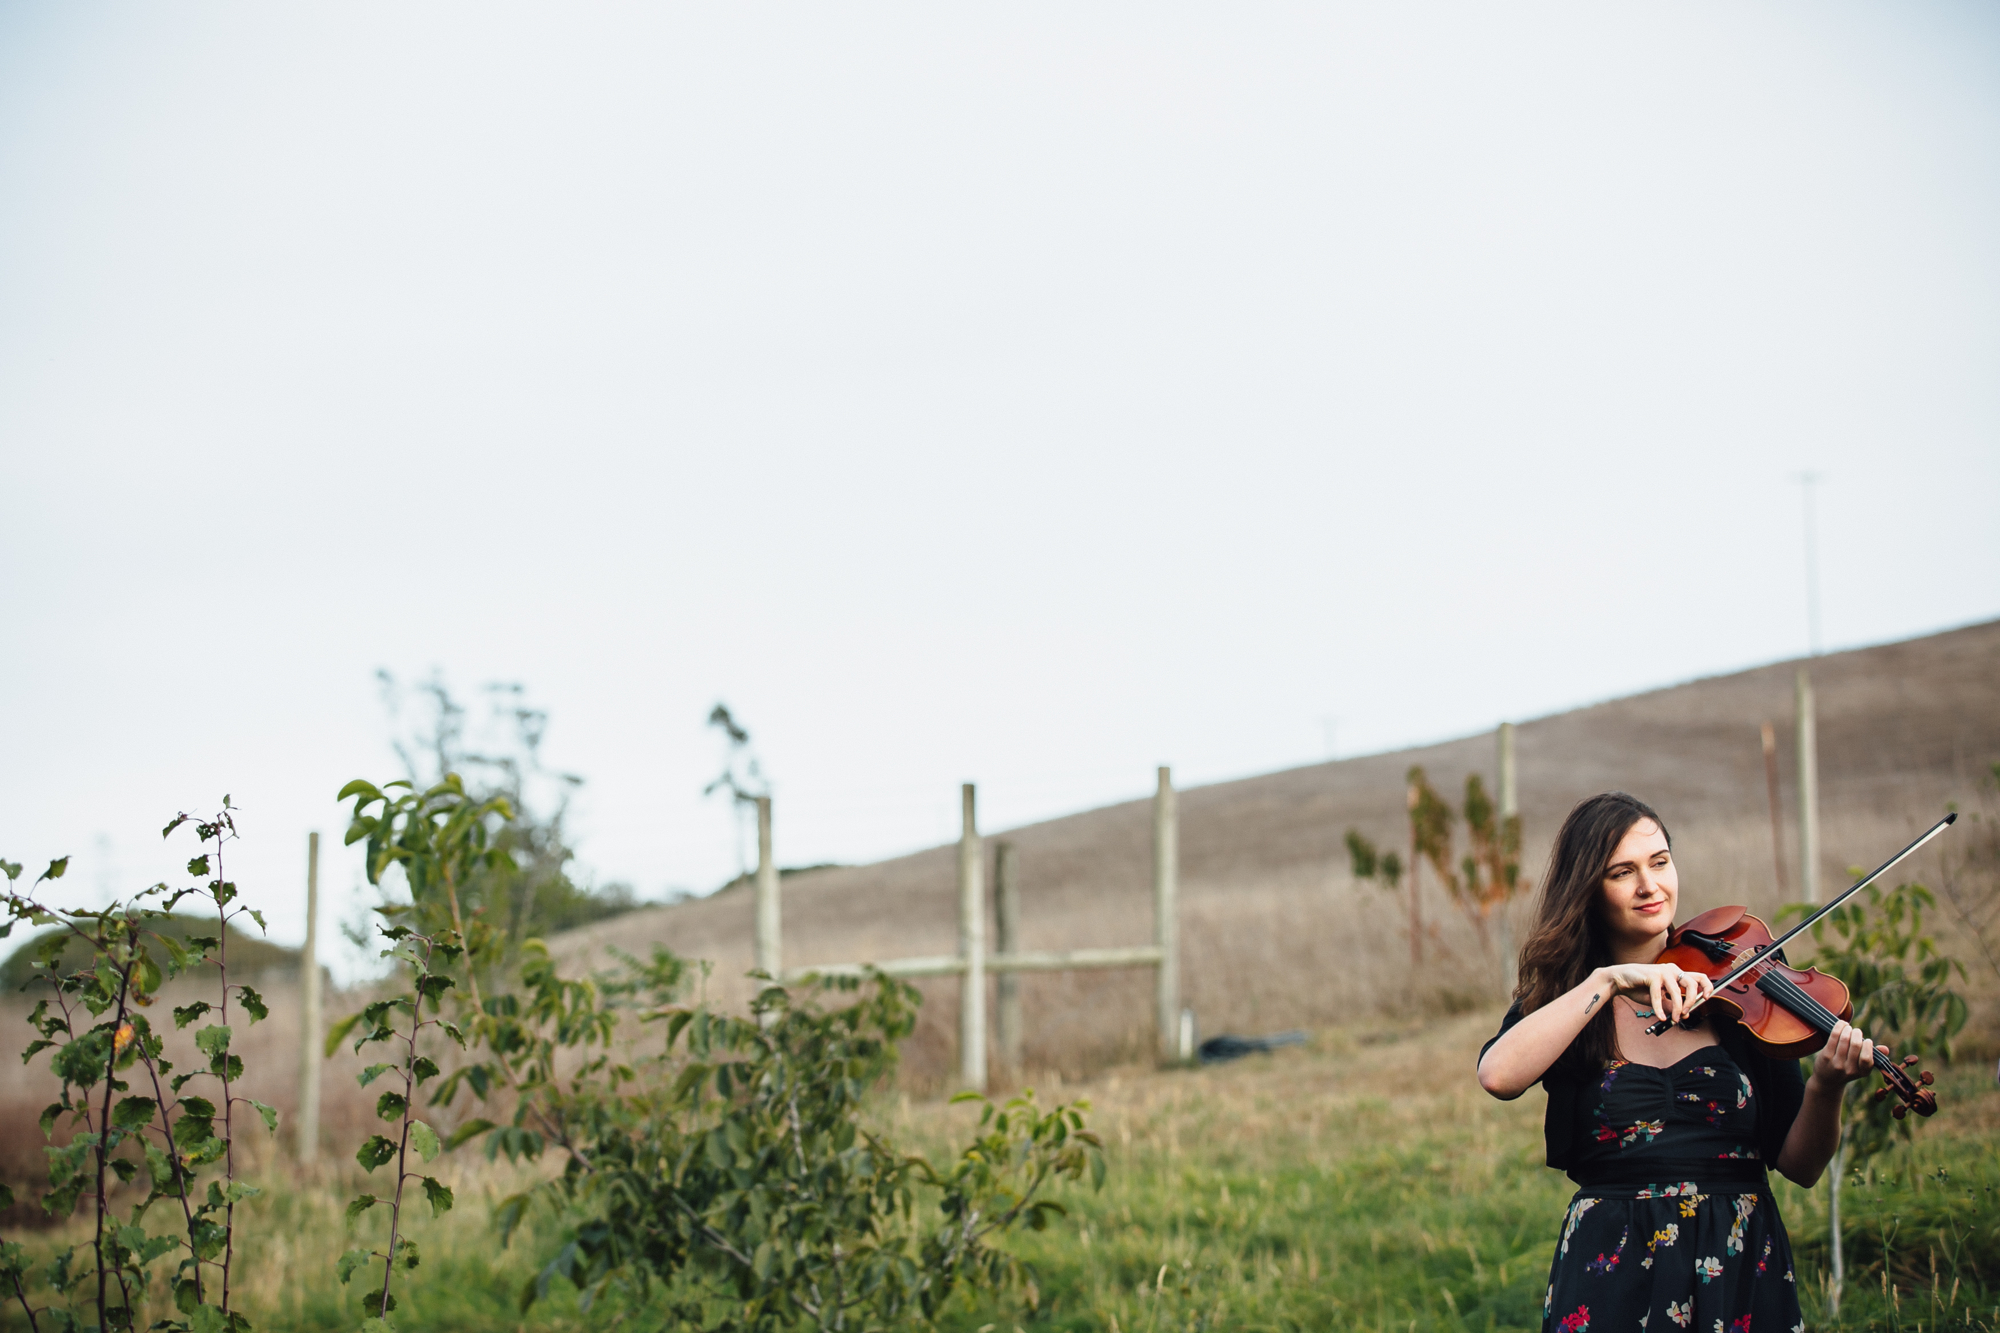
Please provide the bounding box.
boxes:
[37,857,70,885]
[325,1011,365,1057]
[194,1025,231,1058]
[358,1063,397,1088]
[419,1175,453,1218]
[442,1118,494,1151]
[408,1120,440,1163]
[236,987,268,1022]
[345,1195,378,1221]
[335,1247,374,1284]
[224,1181,260,1203]
[189,1303,226,1333]
[113,1096,157,1130]
[410,1056,440,1085]
[356,1135,399,1172]
[185,856,211,877]
[375,1092,408,1122]
[494,1193,529,1248]
[1,859,21,882]
[359,1317,395,1333]
[248,1099,278,1133]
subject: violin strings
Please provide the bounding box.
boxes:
[1702,938,1901,1080]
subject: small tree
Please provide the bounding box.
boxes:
[1403,767,1525,987]
[0,804,277,1333]
[1343,830,1410,961]
[704,702,768,886]
[1783,880,1967,1317]
[371,673,633,958]
[326,775,516,1327]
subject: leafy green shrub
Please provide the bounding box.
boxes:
[333,772,1105,1331]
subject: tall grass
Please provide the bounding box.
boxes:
[3,1009,1994,1333]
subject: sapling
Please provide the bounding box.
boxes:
[1,802,277,1333]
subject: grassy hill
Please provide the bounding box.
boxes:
[0,912,303,994]
[554,619,2000,1088]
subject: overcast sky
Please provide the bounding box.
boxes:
[2,3,1996,977]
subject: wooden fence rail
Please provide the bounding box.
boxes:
[756,769,1182,1091]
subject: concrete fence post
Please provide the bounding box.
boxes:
[1795,669,1821,904]
[994,839,1020,1074]
[297,831,322,1163]
[1497,722,1518,820]
[1154,766,1179,1064]
[958,784,986,1091]
[754,796,781,977]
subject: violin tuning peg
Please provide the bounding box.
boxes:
[1872,1086,1889,1103]
[1919,1070,1934,1086]
[1902,1054,1920,1068]
[1892,1103,1908,1120]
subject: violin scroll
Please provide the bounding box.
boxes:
[1865,1047,1938,1119]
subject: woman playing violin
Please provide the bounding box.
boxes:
[1478,792,1879,1333]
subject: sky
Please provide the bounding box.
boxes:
[2,3,1997,979]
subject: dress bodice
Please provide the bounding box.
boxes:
[1564,1046,1765,1185]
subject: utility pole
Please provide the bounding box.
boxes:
[297,832,322,1163]
[754,796,780,978]
[1794,472,1823,906]
[1153,767,1180,1064]
[1760,722,1790,898]
[1406,777,1423,965]
[1796,670,1821,904]
[1796,473,1823,657]
[958,784,986,1091]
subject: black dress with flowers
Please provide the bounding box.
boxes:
[1483,1012,1808,1333]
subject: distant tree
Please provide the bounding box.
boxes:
[363,673,635,963]
[1403,766,1525,988]
[1343,829,1410,959]
[703,702,768,880]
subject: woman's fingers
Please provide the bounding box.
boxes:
[1822,1021,1876,1082]
[1649,973,1669,1022]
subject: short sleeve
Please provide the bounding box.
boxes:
[1479,1001,1527,1071]
[1482,999,1584,1172]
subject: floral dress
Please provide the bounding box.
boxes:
[1540,1048,1803,1333]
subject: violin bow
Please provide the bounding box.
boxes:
[1644,811,1957,1037]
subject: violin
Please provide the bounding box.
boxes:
[1642,811,1959,1121]
[1653,906,1936,1118]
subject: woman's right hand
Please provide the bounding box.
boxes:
[1596,962,1714,1025]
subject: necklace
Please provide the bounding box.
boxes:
[1624,998,1657,1020]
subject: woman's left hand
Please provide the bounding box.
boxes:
[1809,1020,1877,1092]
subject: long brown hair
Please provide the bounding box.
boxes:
[1514,791,1671,1072]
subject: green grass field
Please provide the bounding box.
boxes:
[5,1009,1997,1333]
